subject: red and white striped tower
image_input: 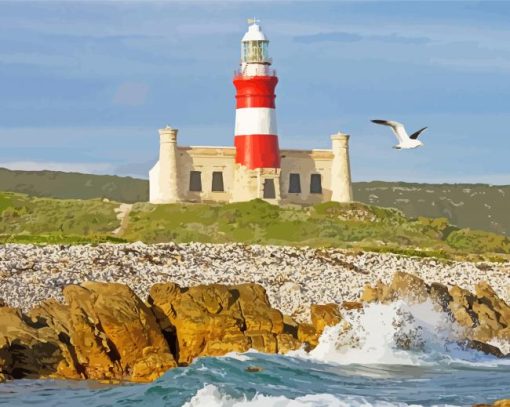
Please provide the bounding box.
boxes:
[233,20,280,171]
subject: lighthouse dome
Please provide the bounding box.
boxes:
[242,22,268,42]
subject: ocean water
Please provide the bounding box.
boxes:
[1,301,509,407]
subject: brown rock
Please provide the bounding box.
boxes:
[473,302,502,332]
[68,282,176,382]
[131,348,177,382]
[463,339,506,358]
[236,284,284,335]
[150,283,245,363]
[246,331,277,353]
[276,333,302,354]
[450,285,476,309]
[475,282,510,326]
[149,282,287,364]
[474,401,510,407]
[310,304,342,335]
[384,272,429,303]
[341,301,363,310]
[360,281,381,303]
[206,333,252,356]
[449,285,479,329]
[29,299,82,379]
[450,302,477,328]
[0,307,63,379]
[297,323,318,349]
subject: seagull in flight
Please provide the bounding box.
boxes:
[371,119,427,149]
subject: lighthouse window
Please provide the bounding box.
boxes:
[288,173,301,194]
[263,179,276,199]
[310,174,322,194]
[243,41,269,63]
[189,171,202,192]
[211,172,224,192]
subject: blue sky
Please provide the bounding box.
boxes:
[0,1,509,183]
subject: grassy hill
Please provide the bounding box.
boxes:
[1,191,510,260]
[353,182,510,237]
[1,168,509,237]
[0,167,148,203]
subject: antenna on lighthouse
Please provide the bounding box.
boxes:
[247,17,260,25]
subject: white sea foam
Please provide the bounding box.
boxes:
[288,300,510,367]
[182,384,440,407]
[221,352,253,362]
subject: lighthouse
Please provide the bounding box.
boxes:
[149,19,353,206]
[231,19,282,203]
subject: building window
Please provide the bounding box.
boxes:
[189,171,202,192]
[211,171,224,192]
[288,173,301,193]
[310,174,322,194]
[263,179,276,199]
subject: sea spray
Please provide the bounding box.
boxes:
[290,300,510,367]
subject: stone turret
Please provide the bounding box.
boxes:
[330,132,353,203]
[149,126,179,204]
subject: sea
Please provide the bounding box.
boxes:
[1,300,509,407]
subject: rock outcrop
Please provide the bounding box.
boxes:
[361,271,510,353]
[0,281,340,383]
[5,283,177,382]
[149,282,306,363]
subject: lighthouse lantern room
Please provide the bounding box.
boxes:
[149,19,353,206]
[241,20,271,67]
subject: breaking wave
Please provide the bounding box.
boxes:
[290,300,510,367]
[183,384,423,407]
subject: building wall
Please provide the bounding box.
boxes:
[280,149,333,205]
[176,146,236,203]
[150,142,352,206]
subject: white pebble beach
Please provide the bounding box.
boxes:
[0,242,509,322]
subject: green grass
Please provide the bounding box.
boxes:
[1,191,509,260]
[0,191,121,243]
[121,199,510,260]
[446,229,510,254]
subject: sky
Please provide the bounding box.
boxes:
[0,0,509,183]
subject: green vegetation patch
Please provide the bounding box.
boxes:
[446,229,510,254]
[0,191,120,243]
[1,192,509,259]
[122,199,482,257]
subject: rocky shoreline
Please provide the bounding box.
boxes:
[0,242,509,322]
[0,271,509,384]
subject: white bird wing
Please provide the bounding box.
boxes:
[372,120,410,144]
